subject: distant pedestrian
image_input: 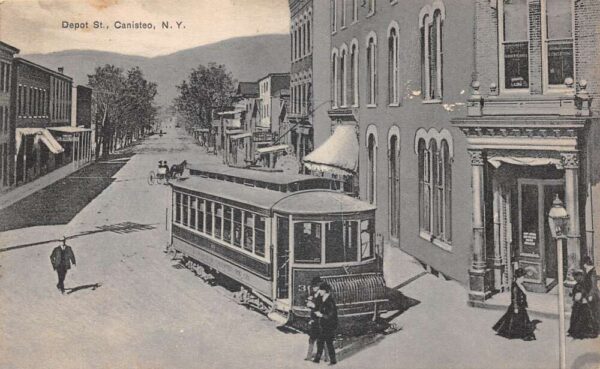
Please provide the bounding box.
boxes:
[582,256,600,324]
[304,277,329,362]
[313,281,338,365]
[493,268,536,341]
[50,238,76,294]
[568,270,598,339]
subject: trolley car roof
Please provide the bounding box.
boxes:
[188,163,330,185]
[172,177,375,215]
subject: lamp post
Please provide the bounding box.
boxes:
[548,194,569,369]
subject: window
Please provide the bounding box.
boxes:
[545,0,573,87]
[205,201,213,236]
[182,195,189,226]
[340,47,347,106]
[388,25,399,105]
[294,26,299,60]
[350,42,359,106]
[352,0,358,22]
[223,206,232,243]
[233,209,243,248]
[420,5,444,100]
[500,0,529,90]
[331,0,337,33]
[332,49,339,107]
[326,220,358,263]
[214,204,222,239]
[197,199,205,232]
[175,193,182,224]
[244,213,254,251]
[190,197,197,229]
[294,222,322,263]
[367,132,377,204]
[389,134,400,238]
[341,0,347,28]
[367,0,375,15]
[367,34,377,105]
[418,136,452,243]
[360,219,374,260]
[307,18,311,52]
[0,63,4,92]
[255,215,265,256]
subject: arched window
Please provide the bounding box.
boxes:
[420,5,444,100]
[368,0,375,15]
[435,140,451,242]
[307,19,311,53]
[367,132,377,204]
[352,0,358,22]
[294,26,299,60]
[418,138,432,233]
[340,47,347,107]
[350,40,359,106]
[331,0,337,33]
[341,0,347,28]
[388,26,399,105]
[388,133,400,238]
[366,34,377,106]
[332,50,339,107]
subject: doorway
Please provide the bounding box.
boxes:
[517,179,566,292]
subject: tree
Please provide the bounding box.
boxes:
[174,63,235,130]
[88,65,158,157]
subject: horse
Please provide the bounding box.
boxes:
[169,160,187,179]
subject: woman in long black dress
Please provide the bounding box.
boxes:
[493,268,536,340]
[582,256,600,325]
[568,270,598,339]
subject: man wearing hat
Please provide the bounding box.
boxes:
[313,281,338,365]
[50,238,76,294]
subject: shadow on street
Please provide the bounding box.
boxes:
[66,283,102,294]
[0,151,135,232]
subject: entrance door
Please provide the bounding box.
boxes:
[517,179,564,292]
[276,216,290,300]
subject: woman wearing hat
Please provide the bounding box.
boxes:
[493,268,536,341]
[568,269,599,339]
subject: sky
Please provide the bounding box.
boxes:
[0,0,290,57]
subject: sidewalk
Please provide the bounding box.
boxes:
[0,161,91,210]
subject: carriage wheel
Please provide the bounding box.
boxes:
[147,171,155,185]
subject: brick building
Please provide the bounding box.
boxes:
[452,0,600,304]
[0,41,19,192]
[306,0,477,287]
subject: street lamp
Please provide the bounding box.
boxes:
[548,194,569,369]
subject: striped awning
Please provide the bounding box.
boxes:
[303,124,358,176]
[230,132,252,140]
[15,128,64,155]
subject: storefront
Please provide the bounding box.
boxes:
[48,126,93,170]
[15,128,64,184]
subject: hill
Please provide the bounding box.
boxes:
[24,34,290,107]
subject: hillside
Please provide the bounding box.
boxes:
[24,34,290,107]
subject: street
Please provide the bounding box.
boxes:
[0,127,598,369]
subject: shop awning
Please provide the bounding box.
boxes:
[47,126,92,133]
[230,132,252,140]
[488,156,562,169]
[225,129,245,135]
[15,128,64,155]
[303,124,358,176]
[256,144,290,154]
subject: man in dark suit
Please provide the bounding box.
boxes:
[50,238,76,294]
[313,281,338,365]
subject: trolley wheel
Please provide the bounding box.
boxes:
[148,171,155,185]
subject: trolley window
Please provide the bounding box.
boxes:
[223,206,232,243]
[255,216,266,257]
[326,220,358,263]
[182,195,189,226]
[175,192,181,224]
[244,213,254,252]
[190,197,197,230]
[197,199,205,233]
[215,204,223,239]
[360,219,374,260]
[233,208,242,248]
[294,222,322,264]
[205,201,213,236]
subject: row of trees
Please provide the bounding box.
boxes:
[88,65,158,158]
[173,63,235,131]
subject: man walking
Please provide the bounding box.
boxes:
[50,238,76,294]
[313,281,338,365]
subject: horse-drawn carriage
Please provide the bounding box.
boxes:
[148,160,187,185]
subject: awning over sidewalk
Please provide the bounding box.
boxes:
[15,128,64,155]
[487,156,562,169]
[230,132,252,140]
[256,144,290,154]
[303,124,358,176]
[47,126,92,133]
